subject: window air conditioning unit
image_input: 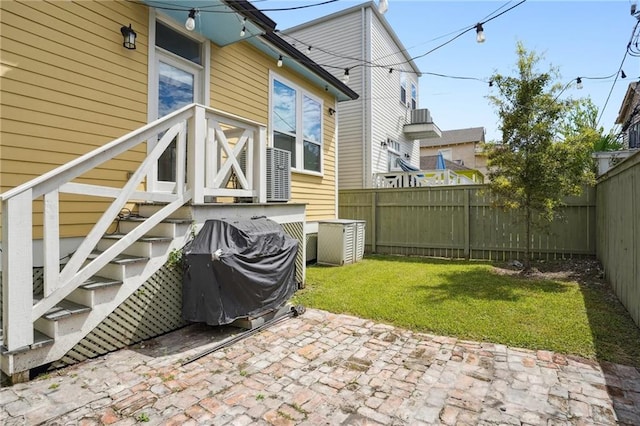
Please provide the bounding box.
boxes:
[266,147,291,202]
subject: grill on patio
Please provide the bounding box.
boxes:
[182,217,298,326]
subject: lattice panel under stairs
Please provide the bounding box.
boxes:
[281,221,304,286]
[54,264,186,368]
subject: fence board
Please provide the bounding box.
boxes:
[596,152,640,327]
[339,185,596,261]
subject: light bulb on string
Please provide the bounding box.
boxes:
[342,68,350,83]
[475,23,485,43]
[240,18,246,37]
[277,55,283,67]
[576,77,583,89]
[185,9,196,31]
[378,0,388,14]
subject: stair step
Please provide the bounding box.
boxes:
[80,276,123,290]
[88,251,148,265]
[42,299,91,321]
[33,330,55,349]
[1,330,55,355]
[101,234,173,243]
[125,217,192,224]
[118,217,192,238]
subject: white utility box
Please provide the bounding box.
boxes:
[317,219,366,266]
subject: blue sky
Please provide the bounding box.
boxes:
[264,0,639,141]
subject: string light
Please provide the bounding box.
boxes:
[277,55,283,67]
[576,77,583,89]
[185,8,197,31]
[240,18,246,37]
[342,68,350,83]
[475,23,485,43]
[378,0,389,14]
[621,70,627,79]
[307,45,312,54]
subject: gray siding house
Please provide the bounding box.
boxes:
[283,1,440,189]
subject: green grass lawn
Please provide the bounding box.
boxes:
[294,255,640,367]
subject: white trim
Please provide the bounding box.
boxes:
[269,71,324,176]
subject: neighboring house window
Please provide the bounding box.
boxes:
[629,121,639,149]
[411,83,417,110]
[387,138,401,171]
[400,72,407,106]
[271,74,323,173]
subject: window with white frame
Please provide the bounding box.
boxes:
[271,75,323,173]
[400,72,407,106]
[411,83,417,110]
[387,138,401,171]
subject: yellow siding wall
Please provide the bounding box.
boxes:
[210,41,338,221]
[0,0,338,239]
[0,0,149,237]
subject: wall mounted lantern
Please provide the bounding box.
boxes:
[120,24,137,50]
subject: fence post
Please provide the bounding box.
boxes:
[371,191,377,253]
[464,188,470,260]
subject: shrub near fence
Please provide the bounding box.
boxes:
[339,185,596,261]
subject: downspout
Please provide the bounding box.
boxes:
[334,98,339,218]
[365,8,373,188]
[361,6,368,188]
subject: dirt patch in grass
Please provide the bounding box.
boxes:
[494,258,605,285]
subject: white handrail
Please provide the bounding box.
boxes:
[0,104,195,202]
[1,103,267,351]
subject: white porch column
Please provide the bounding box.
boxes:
[257,126,267,203]
[2,190,34,350]
[188,105,206,203]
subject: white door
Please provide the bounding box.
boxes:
[149,18,205,193]
[153,54,201,192]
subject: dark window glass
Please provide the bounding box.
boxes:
[274,132,297,168]
[303,140,321,172]
[156,22,201,65]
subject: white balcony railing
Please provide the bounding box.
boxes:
[373,169,478,188]
[1,104,266,351]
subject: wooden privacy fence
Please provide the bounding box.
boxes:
[339,185,596,261]
[595,151,639,327]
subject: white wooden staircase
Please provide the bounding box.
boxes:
[1,104,267,382]
[4,212,192,380]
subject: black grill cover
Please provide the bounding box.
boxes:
[182,217,298,325]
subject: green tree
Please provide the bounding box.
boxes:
[487,43,594,271]
[560,97,623,153]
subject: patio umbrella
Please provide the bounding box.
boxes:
[436,152,446,170]
[398,158,420,172]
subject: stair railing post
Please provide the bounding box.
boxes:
[2,191,35,350]
[188,105,206,203]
